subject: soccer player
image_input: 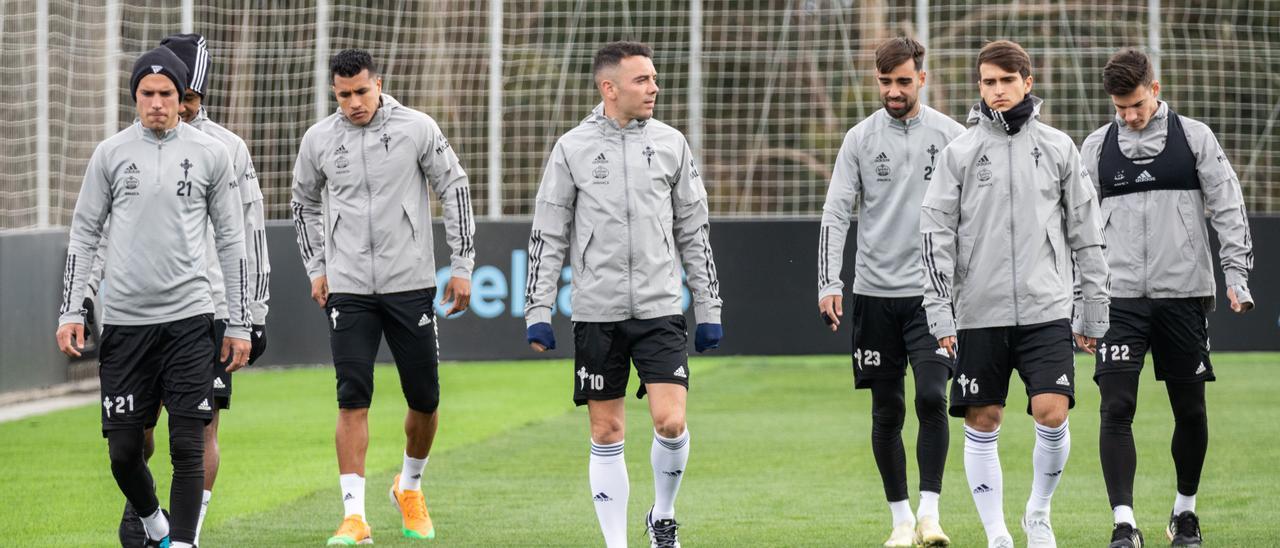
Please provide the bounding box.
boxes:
[920,40,1110,548]
[523,41,722,548]
[56,46,253,548]
[291,49,476,546]
[817,37,963,548]
[87,33,272,547]
[1080,48,1254,548]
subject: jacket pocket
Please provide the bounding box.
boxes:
[657,217,679,278]
[1175,192,1202,258]
[575,222,595,280]
[401,201,420,241]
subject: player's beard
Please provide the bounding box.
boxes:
[882,94,915,119]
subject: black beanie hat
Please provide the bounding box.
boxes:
[130,46,189,100]
[159,33,211,97]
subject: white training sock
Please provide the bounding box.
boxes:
[1173,492,1196,515]
[193,490,212,546]
[400,453,429,491]
[888,499,915,526]
[140,507,170,541]
[171,542,193,548]
[964,425,1008,541]
[651,429,690,521]
[1027,420,1070,515]
[590,440,629,548]
[339,473,366,519]
[1113,505,1136,527]
[917,491,941,521]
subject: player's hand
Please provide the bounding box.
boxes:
[937,336,956,359]
[1228,285,1254,314]
[56,323,85,358]
[249,324,267,365]
[1074,333,1098,354]
[695,323,723,353]
[441,276,472,316]
[311,275,329,307]
[221,336,252,372]
[527,322,555,351]
[819,295,843,332]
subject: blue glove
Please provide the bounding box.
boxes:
[695,323,722,353]
[527,322,556,350]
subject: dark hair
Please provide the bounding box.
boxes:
[330,49,378,82]
[977,40,1032,79]
[1102,48,1155,96]
[875,37,925,74]
[592,41,654,79]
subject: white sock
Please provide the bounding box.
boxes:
[917,491,941,521]
[400,453,429,491]
[193,490,212,545]
[1113,505,1136,527]
[339,473,366,518]
[1173,492,1196,515]
[964,425,1009,541]
[140,507,170,541]
[172,543,194,548]
[651,429,690,520]
[590,439,629,548]
[888,499,915,526]
[1027,420,1070,515]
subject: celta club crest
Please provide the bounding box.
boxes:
[1031,146,1042,167]
[642,145,656,166]
[180,158,192,179]
[380,133,392,152]
[927,144,940,165]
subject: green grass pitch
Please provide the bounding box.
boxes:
[1,354,1277,546]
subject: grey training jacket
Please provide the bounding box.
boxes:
[819,106,965,300]
[1080,101,1252,306]
[59,121,251,340]
[920,97,1110,339]
[89,108,270,324]
[525,104,722,325]
[292,95,475,294]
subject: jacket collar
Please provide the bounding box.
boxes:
[967,95,1044,135]
[337,93,400,130]
[884,105,927,131]
[135,119,184,144]
[1112,100,1169,136]
[587,102,649,135]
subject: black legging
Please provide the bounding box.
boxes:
[107,414,205,543]
[1099,372,1208,508]
[869,360,950,501]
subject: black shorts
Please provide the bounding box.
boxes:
[327,289,441,413]
[572,315,689,406]
[98,314,216,435]
[849,294,955,389]
[211,319,233,410]
[1094,297,1214,384]
[950,319,1076,418]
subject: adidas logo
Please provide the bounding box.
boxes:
[255,330,263,338]
[335,144,348,154]
[124,163,140,174]
[976,155,991,166]
[593,492,612,502]
[592,152,608,164]
[673,366,687,379]
[151,65,163,73]
[411,474,421,480]
[662,469,684,477]
[874,151,890,163]
[418,313,432,327]
[1135,170,1156,183]
[343,493,354,501]
[1196,362,1207,374]
[935,347,951,358]
[1056,374,1070,387]
[213,378,226,389]
[198,399,212,411]
[973,483,993,494]
[1045,469,1063,477]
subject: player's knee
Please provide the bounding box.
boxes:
[964,405,1002,431]
[168,416,205,474]
[590,416,625,444]
[914,385,948,416]
[406,393,440,414]
[107,428,146,469]
[1100,391,1137,424]
[653,417,686,439]
[1032,407,1068,428]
